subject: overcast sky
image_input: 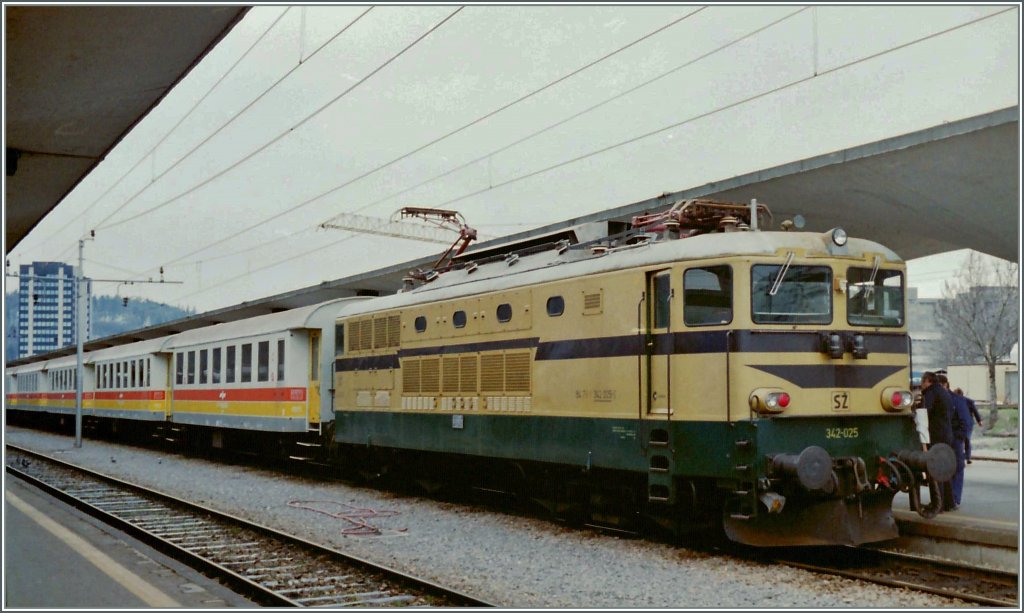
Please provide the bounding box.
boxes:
[6,5,1019,312]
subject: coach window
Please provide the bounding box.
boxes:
[226,346,236,384]
[116,362,122,389]
[187,351,196,385]
[415,316,427,333]
[241,344,253,383]
[144,359,150,387]
[131,359,137,388]
[546,296,565,317]
[453,310,467,328]
[683,266,733,326]
[497,303,512,323]
[258,340,270,382]
[277,339,285,381]
[200,350,209,384]
[212,348,221,384]
[176,353,184,385]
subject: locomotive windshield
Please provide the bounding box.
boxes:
[846,267,905,327]
[751,265,832,324]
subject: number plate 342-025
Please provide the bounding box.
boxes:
[831,390,850,411]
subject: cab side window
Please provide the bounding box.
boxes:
[684,266,733,326]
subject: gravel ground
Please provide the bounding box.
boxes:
[4,426,972,608]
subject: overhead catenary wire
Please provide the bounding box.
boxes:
[170,8,1010,306]
[426,8,1014,211]
[16,7,294,261]
[130,8,707,278]
[95,6,457,234]
[343,6,809,217]
[49,8,1011,308]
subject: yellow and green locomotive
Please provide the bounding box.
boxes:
[331,199,954,546]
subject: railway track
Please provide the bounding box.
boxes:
[5,444,493,608]
[768,546,1019,607]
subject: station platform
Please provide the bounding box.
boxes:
[4,477,257,608]
[887,455,1019,574]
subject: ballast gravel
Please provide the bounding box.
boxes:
[5,427,970,608]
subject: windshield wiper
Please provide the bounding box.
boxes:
[867,255,881,285]
[768,251,795,296]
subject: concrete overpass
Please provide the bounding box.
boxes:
[4,5,249,253]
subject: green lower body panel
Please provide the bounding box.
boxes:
[335,411,920,479]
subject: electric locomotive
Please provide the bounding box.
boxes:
[331,199,955,546]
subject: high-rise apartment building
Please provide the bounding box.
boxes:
[16,262,91,358]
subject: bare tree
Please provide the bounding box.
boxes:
[935,251,1019,431]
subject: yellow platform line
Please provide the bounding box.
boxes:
[7,491,182,607]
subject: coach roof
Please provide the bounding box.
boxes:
[164,297,368,349]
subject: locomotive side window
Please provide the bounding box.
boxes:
[497,303,512,323]
[176,353,184,385]
[258,341,270,382]
[335,323,344,356]
[653,274,671,329]
[684,266,733,326]
[241,344,252,383]
[847,267,904,327]
[415,316,427,333]
[453,310,467,328]
[751,265,832,324]
[546,296,564,317]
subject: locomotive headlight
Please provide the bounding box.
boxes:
[750,388,791,414]
[882,387,914,412]
[830,227,848,246]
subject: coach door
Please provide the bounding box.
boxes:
[308,330,322,426]
[645,270,672,415]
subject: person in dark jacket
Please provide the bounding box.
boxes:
[920,371,957,511]
[942,379,969,507]
[954,387,983,463]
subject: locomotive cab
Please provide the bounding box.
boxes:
[707,229,954,546]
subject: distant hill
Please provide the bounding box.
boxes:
[5,292,194,361]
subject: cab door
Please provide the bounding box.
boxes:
[646,270,672,415]
[308,330,322,425]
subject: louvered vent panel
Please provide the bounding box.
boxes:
[403,359,421,393]
[359,319,373,351]
[373,318,388,349]
[387,315,401,347]
[420,358,440,394]
[505,352,532,393]
[442,357,460,393]
[480,354,505,393]
[584,293,602,311]
[459,356,478,393]
[347,321,360,352]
